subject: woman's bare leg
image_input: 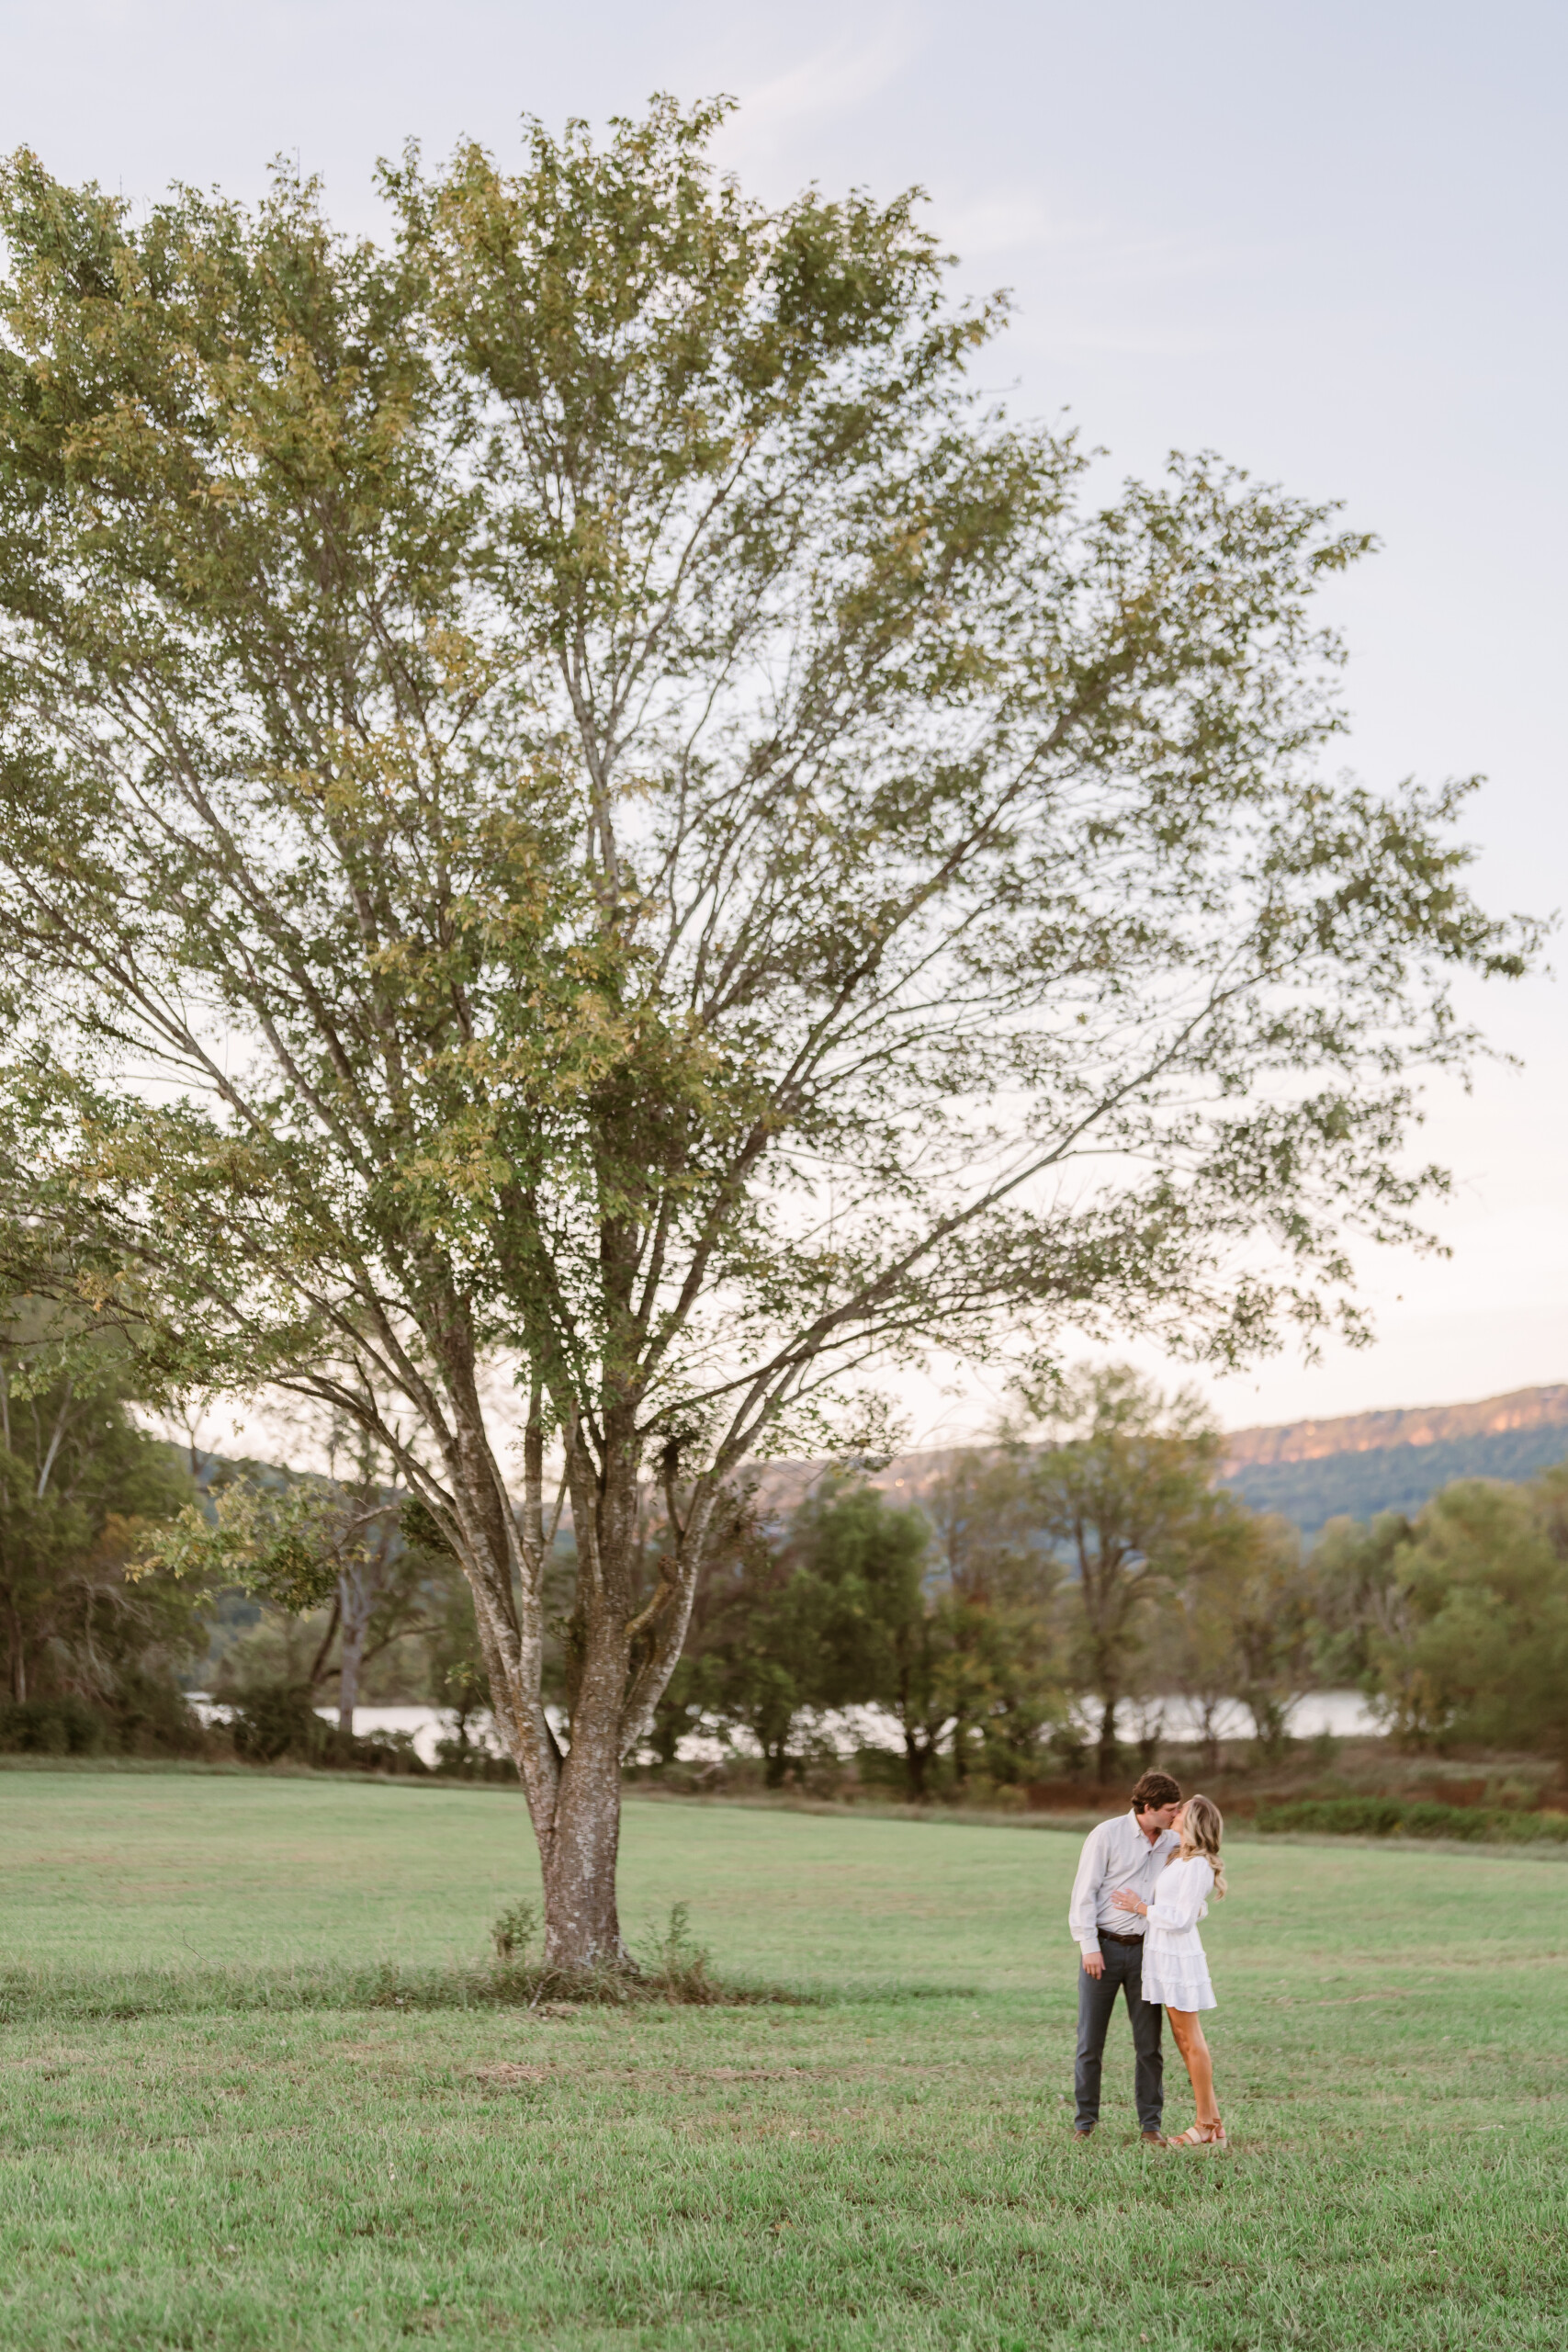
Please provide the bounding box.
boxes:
[1165,2007,1220,2130]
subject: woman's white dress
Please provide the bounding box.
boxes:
[1141,1854,1216,2010]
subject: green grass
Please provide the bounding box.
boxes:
[2,1776,1565,2348]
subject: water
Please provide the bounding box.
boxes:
[186,1689,1382,1767]
[187,1699,501,1767]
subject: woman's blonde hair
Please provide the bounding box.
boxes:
[1179,1793,1226,1897]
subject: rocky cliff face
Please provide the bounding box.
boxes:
[1218,1385,1568,1472]
[734,1384,1568,1540]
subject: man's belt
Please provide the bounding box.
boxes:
[1099,1929,1145,1947]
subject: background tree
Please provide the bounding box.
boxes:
[1315,1472,1568,1757]
[147,1443,459,1747]
[658,1480,929,1788]
[1311,1510,1427,1740]
[0,104,1537,1962]
[1155,1499,1255,1772]
[795,1483,939,1798]
[652,1493,825,1786]
[313,1420,446,1735]
[922,1448,1063,1784]
[1223,1512,1316,1760]
[0,1299,198,1737]
[1021,1365,1230,1781]
[421,1546,495,1758]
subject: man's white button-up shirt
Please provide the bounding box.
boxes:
[1067,1809,1178,1959]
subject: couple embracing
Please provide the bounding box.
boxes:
[1067,1769,1227,2148]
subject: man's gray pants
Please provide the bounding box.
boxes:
[1075,1934,1163,2133]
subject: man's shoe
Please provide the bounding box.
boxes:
[1141,2130,1165,2146]
[1072,2123,1095,2138]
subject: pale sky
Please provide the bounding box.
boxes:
[5,1,1563,1435]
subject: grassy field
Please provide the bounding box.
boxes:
[1,1775,1565,2349]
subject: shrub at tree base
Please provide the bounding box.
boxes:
[473,1899,795,2010]
[1256,1797,1568,1842]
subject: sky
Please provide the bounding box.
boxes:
[4,0,1563,1438]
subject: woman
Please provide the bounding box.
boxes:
[1111,1792,1226,2147]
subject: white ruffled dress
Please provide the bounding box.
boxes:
[1140,1854,1217,2011]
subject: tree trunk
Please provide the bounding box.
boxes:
[437,1378,718,1973]
[540,1665,627,1969]
[337,1618,365,1737]
[6,1600,25,1702]
[1097,1690,1118,1782]
[336,1565,372,1738]
[904,1728,929,1799]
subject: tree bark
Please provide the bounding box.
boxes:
[6,1599,24,1703]
[1097,1690,1119,1782]
[538,1591,632,1965]
[337,1573,367,1739]
[540,1723,626,1967]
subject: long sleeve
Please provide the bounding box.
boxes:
[1146,1859,1212,1935]
[1067,1822,1109,1955]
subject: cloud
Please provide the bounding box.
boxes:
[930,191,1106,260]
[712,12,927,162]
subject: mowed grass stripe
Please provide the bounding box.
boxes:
[2,1775,1565,2348]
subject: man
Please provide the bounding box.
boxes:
[1066,1769,1183,2143]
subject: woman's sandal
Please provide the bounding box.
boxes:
[1168,2121,1227,2148]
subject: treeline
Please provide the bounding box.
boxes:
[5,1315,1566,1784]
[653,1366,1568,1795]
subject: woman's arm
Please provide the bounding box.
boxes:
[1145,1860,1211,1934]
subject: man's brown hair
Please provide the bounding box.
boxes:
[1131,1770,1182,1815]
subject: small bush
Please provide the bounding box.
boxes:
[852,1743,911,1796]
[227,1680,327,1765]
[491,1900,539,1964]
[434,1737,517,1781]
[1255,1797,1568,1843]
[637,1902,724,2003]
[110,1671,212,1758]
[0,1696,107,1756]
[341,1727,427,1776]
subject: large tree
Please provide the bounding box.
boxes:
[0,101,1536,1961]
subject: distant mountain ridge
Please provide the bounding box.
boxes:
[744,1383,1568,1544]
[1219,1385,1568,1470]
[1216,1385,1568,1536]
